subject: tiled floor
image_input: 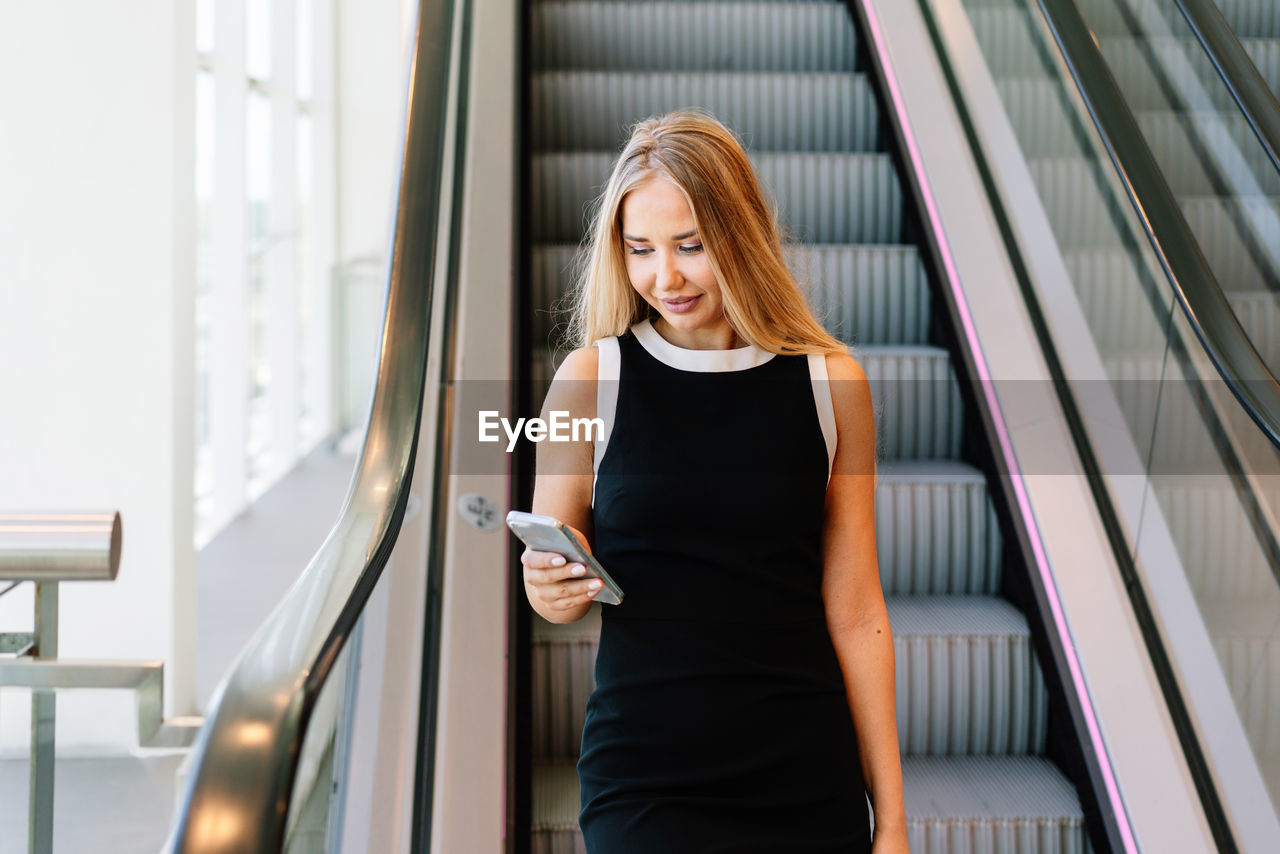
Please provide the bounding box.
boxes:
[0,443,356,854]
[0,754,186,853]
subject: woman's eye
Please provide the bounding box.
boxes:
[679,243,703,254]
[626,246,651,256]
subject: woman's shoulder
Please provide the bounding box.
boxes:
[821,351,874,440]
[822,349,868,384]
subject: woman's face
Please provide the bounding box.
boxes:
[620,175,736,349]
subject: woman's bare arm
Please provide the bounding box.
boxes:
[820,351,908,847]
[525,345,602,624]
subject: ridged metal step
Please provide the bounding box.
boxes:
[1026,156,1127,251]
[531,756,1087,854]
[1134,110,1280,196]
[1177,195,1280,294]
[1153,479,1280,600]
[1201,596,1280,766]
[532,1,857,72]
[527,345,967,467]
[1228,290,1280,368]
[531,762,586,854]
[530,243,931,348]
[965,7,1045,79]
[861,345,964,461]
[532,151,903,243]
[531,466,1010,762]
[992,77,1078,158]
[1062,249,1171,355]
[532,607,602,762]
[901,755,1088,854]
[875,461,1003,597]
[1099,35,1253,113]
[1212,0,1280,38]
[531,71,880,152]
[1243,38,1280,97]
[888,596,1049,756]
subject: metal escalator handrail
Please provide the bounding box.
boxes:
[1173,0,1280,176]
[165,0,458,850]
[1036,0,1280,451]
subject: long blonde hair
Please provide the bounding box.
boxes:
[565,110,846,355]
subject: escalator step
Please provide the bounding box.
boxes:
[1154,479,1280,600]
[1228,289,1280,368]
[794,245,931,345]
[1134,110,1280,196]
[1062,249,1171,356]
[993,77,1078,158]
[531,463,1008,762]
[532,0,856,73]
[1177,195,1280,294]
[862,346,964,462]
[531,595,1048,763]
[532,151,903,244]
[532,609,603,762]
[1242,38,1280,98]
[876,461,1002,597]
[1212,0,1280,39]
[530,756,1086,854]
[530,243,930,348]
[1026,157,1127,251]
[1202,596,1280,766]
[965,7,1046,79]
[901,755,1088,854]
[531,762,586,854]
[889,596,1049,756]
[1098,36,1244,113]
[531,72,880,152]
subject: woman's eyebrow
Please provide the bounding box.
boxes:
[621,229,699,242]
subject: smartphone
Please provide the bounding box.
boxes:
[506,510,624,605]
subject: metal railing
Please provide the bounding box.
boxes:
[0,512,202,854]
[163,0,464,850]
[1172,0,1280,174]
[1036,0,1280,449]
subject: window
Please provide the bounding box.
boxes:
[194,0,335,546]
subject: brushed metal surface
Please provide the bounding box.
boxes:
[0,511,121,581]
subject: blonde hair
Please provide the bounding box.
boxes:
[564,110,846,356]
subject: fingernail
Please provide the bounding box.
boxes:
[588,579,602,590]
[570,564,585,576]
[551,556,566,566]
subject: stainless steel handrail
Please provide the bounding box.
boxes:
[1172,0,1280,175]
[0,511,121,581]
[165,0,460,850]
[1037,0,1280,451]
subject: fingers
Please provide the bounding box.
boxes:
[521,548,603,609]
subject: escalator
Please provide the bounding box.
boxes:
[160,0,1280,852]
[523,2,1097,852]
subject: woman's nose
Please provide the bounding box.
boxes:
[655,251,683,290]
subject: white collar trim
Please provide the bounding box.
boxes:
[631,318,775,373]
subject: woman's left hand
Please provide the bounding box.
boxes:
[871,825,910,853]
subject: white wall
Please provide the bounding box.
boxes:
[0,0,197,753]
[0,0,412,756]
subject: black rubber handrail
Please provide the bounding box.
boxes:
[164,0,460,850]
[1037,0,1280,451]
[1172,0,1280,176]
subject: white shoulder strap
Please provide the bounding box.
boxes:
[592,337,621,505]
[808,353,837,483]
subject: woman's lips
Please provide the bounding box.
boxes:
[662,295,700,314]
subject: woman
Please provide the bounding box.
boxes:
[522,110,908,853]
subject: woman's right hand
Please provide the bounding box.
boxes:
[521,548,604,615]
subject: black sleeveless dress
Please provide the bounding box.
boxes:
[577,320,871,853]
